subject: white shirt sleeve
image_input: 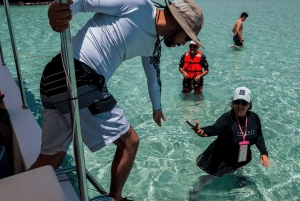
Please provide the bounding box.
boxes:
[141,56,162,111]
[71,0,140,16]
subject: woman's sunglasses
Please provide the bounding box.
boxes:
[233,99,249,106]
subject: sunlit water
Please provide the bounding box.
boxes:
[1,0,300,200]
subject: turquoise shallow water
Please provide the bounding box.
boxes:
[1,0,300,200]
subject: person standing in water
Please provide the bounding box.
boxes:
[188,87,269,194]
[232,12,248,47]
[179,41,209,94]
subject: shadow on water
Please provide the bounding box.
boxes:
[17,79,44,126]
[60,151,107,198]
[228,45,244,51]
[179,92,204,102]
[187,172,262,201]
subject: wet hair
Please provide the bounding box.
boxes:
[241,12,248,18]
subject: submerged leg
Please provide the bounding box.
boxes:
[194,174,216,191]
[182,79,192,93]
[188,174,216,200]
[235,168,248,187]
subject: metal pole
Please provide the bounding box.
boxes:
[86,170,108,195]
[58,0,89,200]
[0,39,6,65]
[3,0,28,109]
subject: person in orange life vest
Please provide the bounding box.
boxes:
[179,40,209,94]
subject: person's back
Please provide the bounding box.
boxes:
[232,19,243,35]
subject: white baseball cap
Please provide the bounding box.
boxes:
[189,40,198,45]
[233,87,251,102]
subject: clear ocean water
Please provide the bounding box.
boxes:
[1,0,300,200]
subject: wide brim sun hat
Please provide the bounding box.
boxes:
[165,0,205,48]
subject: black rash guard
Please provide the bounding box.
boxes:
[202,110,268,168]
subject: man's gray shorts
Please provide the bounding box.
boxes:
[40,103,130,155]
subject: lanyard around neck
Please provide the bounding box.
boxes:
[236,116,248,141]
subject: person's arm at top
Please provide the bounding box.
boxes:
[178,54,188,78]
[48,0,139,32]
[141,56,167,127]
[254,115,270,167]
[232,24,236,34]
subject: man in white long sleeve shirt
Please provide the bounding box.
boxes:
[30,0,205,200]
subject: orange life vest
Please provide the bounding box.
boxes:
[183,50,203,79]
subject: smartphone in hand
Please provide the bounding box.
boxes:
[186,120,196,129]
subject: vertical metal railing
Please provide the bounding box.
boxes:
[58,0,89,200]
[0,39,6,65]
[58,5,112,198]
[3,0,28,109]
